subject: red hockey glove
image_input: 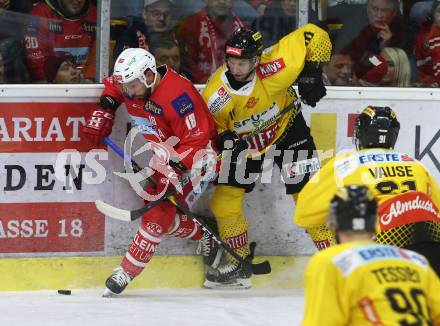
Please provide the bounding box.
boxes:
[82,108,115,145]
[143,142,186,201]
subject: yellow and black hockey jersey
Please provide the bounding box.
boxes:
[202,23,331,155]
[302,241,440,326]
[295,148,440,247]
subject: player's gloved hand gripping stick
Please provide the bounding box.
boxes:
[98,137,272,275]
[97,98,302,222]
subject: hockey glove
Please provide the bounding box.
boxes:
[82,108,115,145]
[217,130,248,162]
[297,62,326,107]
[144,146,186,201]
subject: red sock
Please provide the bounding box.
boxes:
[121,226,161,277]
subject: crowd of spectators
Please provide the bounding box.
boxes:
[2,0,440,87]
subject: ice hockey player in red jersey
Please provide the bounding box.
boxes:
[82,48,219,296]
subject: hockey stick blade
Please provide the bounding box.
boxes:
[95,200,132,222]
[251,260,271,275]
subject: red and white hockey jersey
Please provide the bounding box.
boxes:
[101,65,218,169]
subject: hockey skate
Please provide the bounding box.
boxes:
[203,258,252,289]
[196,216,223,268]
[102,267,133,297]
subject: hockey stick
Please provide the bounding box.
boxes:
[100,98,302,221]
[103,136,212,219]
[99,140,271,275]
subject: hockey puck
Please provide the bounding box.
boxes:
[57,289,71,295]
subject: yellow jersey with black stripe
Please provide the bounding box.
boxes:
[202,23,331,155]
[302,241,440,326]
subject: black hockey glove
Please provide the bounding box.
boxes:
[297,62,326,107]
[217,130,248,162]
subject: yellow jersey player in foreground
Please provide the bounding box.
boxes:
[295,106,440,276]
[201,24,332,288]
[302,185,440,326]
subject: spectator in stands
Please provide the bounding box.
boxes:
[172,0,260,24]
[342,0,408,80]
[323,52,357,85]
[253,0,298,47]
[0,0,33,12]
[0,37,30,83]
[113,0,175,60]
[0,0,33,42]
[249,0,272,16]
[414,0,440,86]
[176,0,246,84]
[380,46,411,86]
[148,34,191,79]
[44,51,91,84]
[23,0,97,83]
[356,53,389,86]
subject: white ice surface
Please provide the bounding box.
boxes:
[0,289,304,326]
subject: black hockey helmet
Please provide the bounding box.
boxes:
[353,106,400,150]
[329,185,377,232]
[225,28,264,59]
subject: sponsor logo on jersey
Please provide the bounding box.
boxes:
[285,157,320,177]
[130,115,158,136]
[358,152,411,165]
[48,20,63,34]
[233,102,279,133]
[172,93,194,117]
[82,22,96,33]
[144,222,163,236]
[225,46,242,56]
[333,244,428,276]
[207,87,231,114]
[378,192,440,230]
[246,123,279,151]
[245,97,259,108]
[144,100,163,116]
[64,34,82,40]
[257,58,286,79]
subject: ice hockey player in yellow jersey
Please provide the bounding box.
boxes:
[202,24,332,288]
[294,106,440,276]
[302,185,440,326]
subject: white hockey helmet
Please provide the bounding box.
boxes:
[113,48,157,89]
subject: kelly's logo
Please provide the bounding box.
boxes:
[257,58,286,79]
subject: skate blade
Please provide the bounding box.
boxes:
[203,278,251,289]
[211,248,224,269]
[102,288,116,298]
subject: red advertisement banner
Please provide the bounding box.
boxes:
[0,202,105,253]
[0,102,100,152]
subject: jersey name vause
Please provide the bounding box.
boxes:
[234,102,279,133]
[257,58,286,79]
[207,86,231,114]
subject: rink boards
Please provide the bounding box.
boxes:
[0,85,439,290]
